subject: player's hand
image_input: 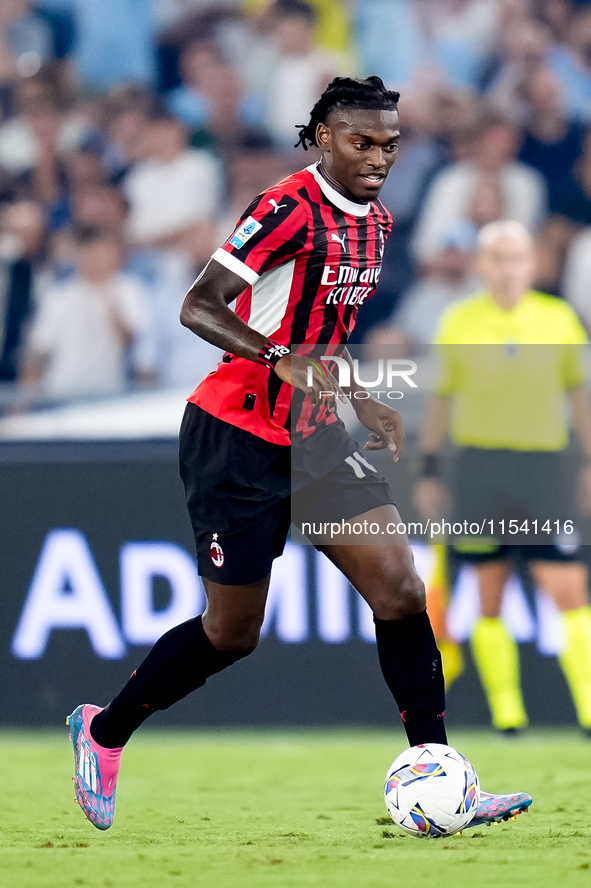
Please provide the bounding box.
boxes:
[577,464,591,515]
[355,398,405,462]
[273,354,347,413]
[413,477,451,521]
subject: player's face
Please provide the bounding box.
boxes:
[316,108,400,202]
[477,235,537,298]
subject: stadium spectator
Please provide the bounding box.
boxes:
[548,5,591,122]
[0,200,47,382]
[367,225,481,348]
[46,170,220,389]
[0,67,91,231]
[138,246,222,390]
[377,89,448,229]
[518,65,586,212]
[68,0,156,91]
[0,1,54,105]
[166,40,263,140]
[485,18,551,125]
[263,0,338,148]
[70,184,128,232]
[356,0,501,91]
[422,86,482,165]
[245,0,354,59]
[101,85,157,185]
[21,225,155,399]
[166,40,222,129]
[552,128,591,224]
[123,114,221,248]
[533,0,573,44]
[66,146,109,192]
[0,67,87,175]
[562,220,591,332]
[412,111,547,264]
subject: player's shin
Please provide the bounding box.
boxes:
[374,611,447,745]
[90,615,248,748]
[558,605,591,729]
[470,617,528,731]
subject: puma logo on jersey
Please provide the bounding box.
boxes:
[331,232,347,249]
[268,199,287,214]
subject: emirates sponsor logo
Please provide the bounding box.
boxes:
[321,264,381,287]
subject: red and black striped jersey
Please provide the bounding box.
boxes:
[189,162,393,445]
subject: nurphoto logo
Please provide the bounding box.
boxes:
[307,357,418,401]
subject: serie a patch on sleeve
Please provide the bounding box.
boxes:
[229,216,263,249]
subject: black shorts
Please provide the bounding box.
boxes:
[179,403,395,584]
[451,447,581,563]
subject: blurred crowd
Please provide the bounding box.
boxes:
[2,0,591,408]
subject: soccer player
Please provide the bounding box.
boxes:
[67,77,531,830]
[414,219,591,735]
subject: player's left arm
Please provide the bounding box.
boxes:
[569,384,591,514]
[339,346,405,462]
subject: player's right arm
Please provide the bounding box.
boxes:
[180,258,343,409]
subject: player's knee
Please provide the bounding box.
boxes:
[206,621,262,656]
[370,566,426,621]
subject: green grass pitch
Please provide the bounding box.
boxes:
[0,728,590,888]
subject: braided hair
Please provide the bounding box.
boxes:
[295,76,400,151]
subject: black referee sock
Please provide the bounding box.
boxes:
[90,616,248,748]
[374,611,447,747]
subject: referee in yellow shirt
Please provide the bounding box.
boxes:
[414,219,591,735]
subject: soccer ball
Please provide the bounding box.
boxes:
[384,743,480,838]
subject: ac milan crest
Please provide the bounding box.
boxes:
[209,533,224,568]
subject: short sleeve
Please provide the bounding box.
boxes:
[561,303,588,346]
[557,303,587,389]
[212,190,310,285]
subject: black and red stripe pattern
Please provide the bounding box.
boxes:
[190,163,393,445]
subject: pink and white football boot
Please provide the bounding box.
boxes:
[66,704,123,830]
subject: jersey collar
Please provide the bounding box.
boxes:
[308,163,371,217]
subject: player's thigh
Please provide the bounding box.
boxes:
[475,559,512,618]
[180,402,292,586]
[318,504,426,620]
[450,544,511,618]
[201,575,271,651]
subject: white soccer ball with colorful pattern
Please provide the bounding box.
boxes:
[384,743,480,838]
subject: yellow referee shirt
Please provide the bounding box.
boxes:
[433,290,587,451]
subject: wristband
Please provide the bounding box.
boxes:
[258,340,290,370]
[416,453,440,478]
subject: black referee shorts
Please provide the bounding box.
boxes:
[451,447,582,564]
[179,402,394,585]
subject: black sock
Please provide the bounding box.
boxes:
[374,611,447,746]
[90,616,248,748]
